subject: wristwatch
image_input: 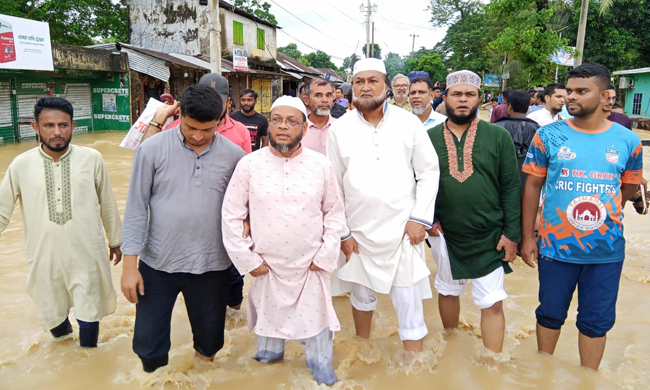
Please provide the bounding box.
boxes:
[149,120,164,129]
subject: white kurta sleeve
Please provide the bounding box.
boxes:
[94,154,122,248]
[325,125,352,240]
[409,124,440,228]
[221,158,265,274]
[311,163,346,272]
[0,164,19,235]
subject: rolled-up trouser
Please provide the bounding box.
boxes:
[350,282,428,341]
[254,328,338,386]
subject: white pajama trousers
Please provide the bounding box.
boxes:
[350,282,428,341]
[254,328,337,386]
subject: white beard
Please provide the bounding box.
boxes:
[412,103,430,115]
[393,91,408,99]
[314,108,331,116]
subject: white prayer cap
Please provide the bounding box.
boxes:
[353,58,387,76]
[446,70,482,89]
[270,96,308,118]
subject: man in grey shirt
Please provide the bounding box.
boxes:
[120,84,245,373]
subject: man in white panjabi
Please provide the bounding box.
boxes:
[222,96,345,385]
[327,58,440,352]
[0,97,122,348]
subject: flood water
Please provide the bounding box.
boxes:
[0,128,649,390]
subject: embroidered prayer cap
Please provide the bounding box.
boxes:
[271,96,308,118]
[446,70,482,90]
[353,58,387,76]
[198,73,229,102]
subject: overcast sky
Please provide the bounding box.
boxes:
[266,0,447,67]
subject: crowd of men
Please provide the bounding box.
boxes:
[0,58,645,385]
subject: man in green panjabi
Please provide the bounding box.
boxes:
[426,70,521,354]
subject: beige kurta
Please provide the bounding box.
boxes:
[0,145,121,330]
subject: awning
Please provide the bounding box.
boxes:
[122,47,170,82]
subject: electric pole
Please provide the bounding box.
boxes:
[371,22,375,58]
[410,34,419,59]
[574,0,589,67]
[359,2,377,58]
[208,0,222,73]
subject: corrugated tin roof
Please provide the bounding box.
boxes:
[122,47,171,82]
[276,53,321,80]
[168,53,217,71]
[612,67,650,75]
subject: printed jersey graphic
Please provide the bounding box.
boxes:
[522,120,643,264]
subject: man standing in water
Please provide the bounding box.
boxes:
[427,70,521,354]
[0,97,122,348]
[327,58,440,353]
[222,96,345,385]
[521,63,643,371]
[120,85,245,372]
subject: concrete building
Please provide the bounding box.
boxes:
[613,67,650,120]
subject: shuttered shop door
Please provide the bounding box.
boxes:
[63,83,93,132]
[0,82,13,142]
[17,94,44,139]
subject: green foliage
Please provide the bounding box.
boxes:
[563,0,650,71]
[278,43,302,60]
[342,53,361,74]
[406,53,448,83]
[362,44,382,59]
[303,50,337,69]
[383,52,407,81]
[233,0,278,25]
[427,0,481,27]
[0,0,127,45]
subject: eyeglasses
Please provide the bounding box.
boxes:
[393,84,409,88]
[605,97,617,102]
[270,117,305,127]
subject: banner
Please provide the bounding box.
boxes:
[549,48,575,67]
[233,48,248,71]
[0,14,53,71]
[484,74,502,87]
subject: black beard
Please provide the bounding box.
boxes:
[445,102,479,125]
[42,136,71,152]
[241,105,254,113]
[270,131,303,153]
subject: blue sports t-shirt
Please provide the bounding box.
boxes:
[522,120,643,264]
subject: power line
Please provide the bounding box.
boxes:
[268,0,356,50]
[323,0,360,24]
[278,30,346,61]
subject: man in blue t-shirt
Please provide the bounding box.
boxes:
[520,63,643,371]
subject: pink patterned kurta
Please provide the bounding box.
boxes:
[221,146,345,339]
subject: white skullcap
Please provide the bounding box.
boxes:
[271,96,308,118]
[353,58,387,76]
[446,70,482,89]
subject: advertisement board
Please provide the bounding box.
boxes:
[484,74,502,87]
[549,48,575,67]
[233,48,248,71]
[0,14,53,71]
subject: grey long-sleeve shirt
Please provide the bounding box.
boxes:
[121,126,245,274]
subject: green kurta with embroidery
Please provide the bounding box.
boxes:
[427,118,521,279]
[0,145,121,330]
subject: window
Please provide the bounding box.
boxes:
[233,21,243,45]
[632,93,643,115]
[257,28,265,50]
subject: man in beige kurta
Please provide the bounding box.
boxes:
[0,97,121,348]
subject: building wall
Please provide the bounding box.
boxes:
[129,0,210,56]
[220,9,277,67]
[623,73,650,117]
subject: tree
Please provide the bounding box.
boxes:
[428,0,481,27]
[407,53,448,84]
[0,0,127,45]
[278,43,303,60]
[384,52,407,80]
[303,51,337,69]
[362,44,382,59]
[232,0,278,25]
[342,53,361,74]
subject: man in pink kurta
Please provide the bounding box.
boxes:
[221,96,345,386]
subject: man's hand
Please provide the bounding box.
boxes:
[341,236,360,263]
[243,217,250,238]
[153,100,180,124]
[497,238,518,262]
[403,221,426,245]
[110,246,122,265]
[121,256,144,304]
[426,222,443,237]
[309,262,325,272]
[250,261,270,277]
[519,236,539,268]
